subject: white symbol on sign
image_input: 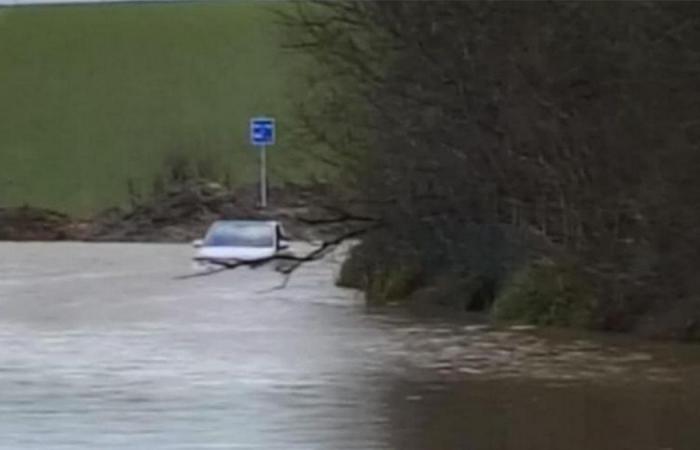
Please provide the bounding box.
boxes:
[250,117,275,146]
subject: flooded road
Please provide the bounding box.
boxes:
[1,242,700,450]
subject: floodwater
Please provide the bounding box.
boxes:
[1,242,700,450]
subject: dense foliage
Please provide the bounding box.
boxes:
[287,1,700,338]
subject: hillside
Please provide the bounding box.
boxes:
[0,1,312,215]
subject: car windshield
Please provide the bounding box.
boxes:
[203,222,275,248]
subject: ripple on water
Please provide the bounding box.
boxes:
[1,243,699,450]
[377,323,688,384]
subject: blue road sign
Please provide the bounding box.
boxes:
[250,117,275,146]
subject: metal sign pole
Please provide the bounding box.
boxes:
[250,117,274,209]
[260,145,267,208]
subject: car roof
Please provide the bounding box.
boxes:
[212,219,279,226]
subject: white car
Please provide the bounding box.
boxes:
[192,220,290,267]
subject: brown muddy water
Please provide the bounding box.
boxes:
[1,242,699,450]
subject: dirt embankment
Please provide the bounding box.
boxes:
[0,207,75,241]
[0,181,348,243]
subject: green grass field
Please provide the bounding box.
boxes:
[0,1,313,215]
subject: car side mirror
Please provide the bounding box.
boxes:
[277,239,290,251]
[192,239,204,248]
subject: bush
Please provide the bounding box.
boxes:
[408,272,495,312]
[336,235,425,304]
[637,297,700,341]
[491,260,596,328]
[365,264,425,305]
[336,241,371,290]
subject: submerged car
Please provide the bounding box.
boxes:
[192,220,290,267]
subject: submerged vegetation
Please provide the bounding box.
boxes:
[491,260,596,328]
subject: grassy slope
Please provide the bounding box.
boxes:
[0,1,312,215]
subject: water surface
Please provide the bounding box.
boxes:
[1,243,699,449]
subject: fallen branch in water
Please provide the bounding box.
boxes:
[175,222,381,285]
[269,222,381,289]
[174,265,233,280]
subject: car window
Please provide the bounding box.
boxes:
[204,222,275,248]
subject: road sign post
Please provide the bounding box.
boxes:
[260,144,267,208]
[250,117,275,208]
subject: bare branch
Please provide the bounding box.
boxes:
[176,223,382,285]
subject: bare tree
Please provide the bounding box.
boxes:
[282,1,700,333]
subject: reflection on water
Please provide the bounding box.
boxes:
[386,376,700,450]
[0,243,699,449]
